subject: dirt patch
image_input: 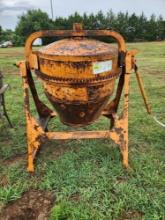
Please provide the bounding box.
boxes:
[120,210,144,220]
[116,176,129,183]
[49,144,70,159]
[69,192,80,201]
[0,176,8,187]
[0,52,23,56]
[0,190,55,220]
[2,154,26,166]
[40,140,80,160]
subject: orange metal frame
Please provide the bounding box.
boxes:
[18,27,138,172]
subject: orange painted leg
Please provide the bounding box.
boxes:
[114,118,129,168]
[27,143,34,172]
[19,61,45,172]
[120,72,130,169]
[26,117,44,172]
[121,129,129,168]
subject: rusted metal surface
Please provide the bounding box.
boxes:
[38,38,118,57]
[25,29,126,60]
[33,31,121,126]
[18,23,142,172]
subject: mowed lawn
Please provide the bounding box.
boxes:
[0,42,165,219]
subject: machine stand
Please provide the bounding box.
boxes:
[18,49,136,172]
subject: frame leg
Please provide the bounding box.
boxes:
[120,72,130,169]
[112,115,129,169]
[19,61,45,172]
[26,116,45,172]
[2,94,13,128]
[120,131,129,168]
[27,142,34,172]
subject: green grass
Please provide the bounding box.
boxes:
[0,42,165,219]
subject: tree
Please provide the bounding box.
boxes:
[15,9,54,45]
[6,9,165,46]
[85,13,98,29]
[0,28,15,44]
[127,13,139,41]
[145,14,157,41]
[106,10,116,30]
[136,13,147,41]
[0,26,3,42]
[156,15,165,40]
[114,12,129,40]
[95,10,106,29]
[67,12,83,29]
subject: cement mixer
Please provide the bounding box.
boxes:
[17,23,152,172]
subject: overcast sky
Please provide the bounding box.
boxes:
[0,0,165,30]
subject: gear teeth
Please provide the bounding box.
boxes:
[35,70,121,85]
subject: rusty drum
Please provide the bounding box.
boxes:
[34,26,121,126]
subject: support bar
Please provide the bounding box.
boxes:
[47,130,118,141]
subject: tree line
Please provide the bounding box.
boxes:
[0,9,165,46]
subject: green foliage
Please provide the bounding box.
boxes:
[156,15,165,40]
[0,164,29,204]
[49,202,71,220]
[0,29,15,44]
[1,10,165,46]
[54,10,165,43]
[15,9,54,45]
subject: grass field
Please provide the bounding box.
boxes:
[0,42,165,219]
